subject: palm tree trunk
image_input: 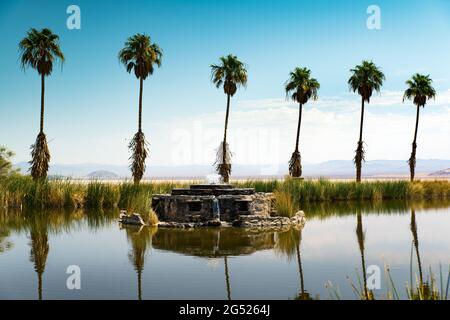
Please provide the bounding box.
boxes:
[224,256,231,300]
[38,272,43,300]
[356,213,369,299]
[221,94,231,183]
[138,77,143,132]
[137,270,142,300]
[289,103,303,178]
[409,104,421,181]
[410,209,423,285]
[355,98,365,182]
[40,74,45,133]
[296,243,305,297]
[295,103,303,152]
[223,94,231,161]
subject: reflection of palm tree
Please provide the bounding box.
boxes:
[29,226,49,300]
[125,226,156,300]
[410,209,423,284]
[356,212,370,299]
[274,228,310,300]
[224,256,231,300]
[294,230,311,300]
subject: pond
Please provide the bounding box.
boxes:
[1,200,450,300]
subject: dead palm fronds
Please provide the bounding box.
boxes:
[215,141,232,183]
[289,151,302,178]
[29,132,50,180]
[129,131,149,184]
[354,141,365,182]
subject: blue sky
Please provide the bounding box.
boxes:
[1,0,450,168]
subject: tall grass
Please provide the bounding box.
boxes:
[327,264,450,300]
[1,175,449,211]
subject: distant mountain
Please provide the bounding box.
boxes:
[86,170,119,179]
[429,168,450,176]
[14,159,450,179]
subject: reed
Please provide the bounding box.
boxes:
[1,175,449,211]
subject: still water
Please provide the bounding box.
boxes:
[1,201,450,300]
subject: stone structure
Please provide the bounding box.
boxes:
[152,184,276,223]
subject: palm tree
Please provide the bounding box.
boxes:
[19,28,65,180]
[285,68,320,177]
[348,61,385,182]
[210,55,247,183]
[403,74,436,181]
[119,34,163,184]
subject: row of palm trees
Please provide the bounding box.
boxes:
[18,28,436,183]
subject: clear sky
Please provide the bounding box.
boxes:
[1,0,450,168]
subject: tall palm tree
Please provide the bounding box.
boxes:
[119,34,163,184]
[348,61,385,182]
[19,28,65,180]
[403,74,436,181]
[285,67,320,177]
[210,55,247,183]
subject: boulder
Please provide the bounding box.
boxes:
[119,212,146,226]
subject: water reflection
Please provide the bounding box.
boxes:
[408,208,440,299]
[0,226,13,254]
[123,225,157,300]
[304,199,450,220]
[152,228,276,257]
[152,228,278,300]
[0,200,449,300]
[355,210,372,300]
[28,217,49,300]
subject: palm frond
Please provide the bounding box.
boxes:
[348,60,385,102]
[118,33,163,79]
[19,28,64,76]
[285,67,320,104]
[403,73,436,107]
[210,54,247,96]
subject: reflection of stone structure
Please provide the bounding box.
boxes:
[152,184,276,223]
[152,228,276,257]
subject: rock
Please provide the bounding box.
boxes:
[206,219,221,227]
[119,212,146,226]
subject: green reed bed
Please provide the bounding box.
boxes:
[0,175,190,211]
[1,175,449,211]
